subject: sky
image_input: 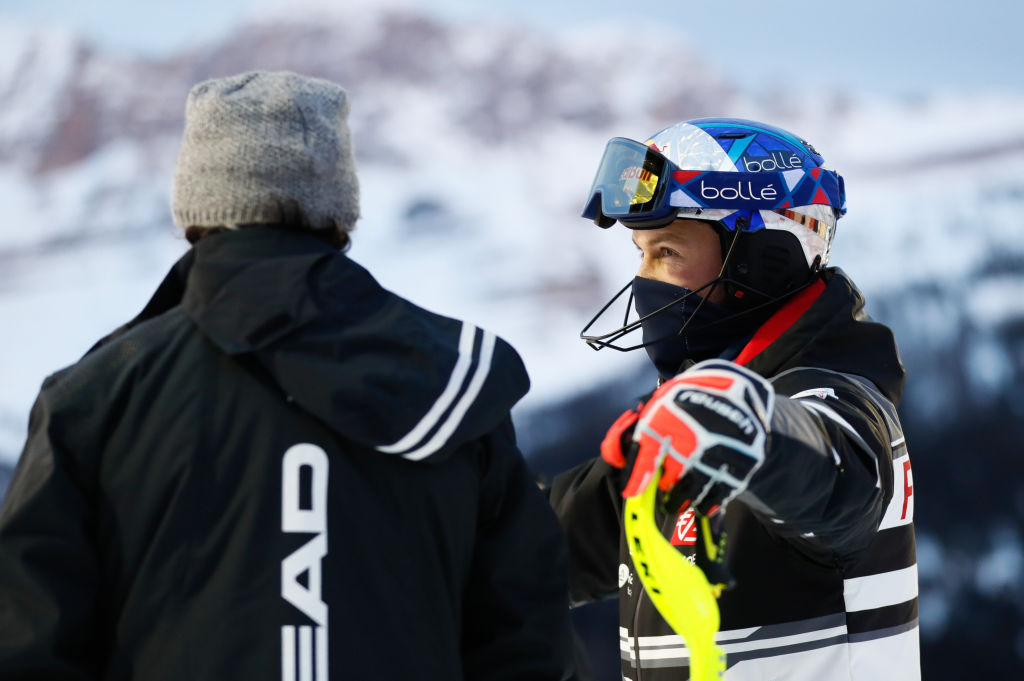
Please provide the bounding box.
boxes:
[1,0,1021,98]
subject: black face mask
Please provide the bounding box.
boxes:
[631,276,756,377]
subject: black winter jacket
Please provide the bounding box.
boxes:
[0,227,579,681]
[549,269,919,681]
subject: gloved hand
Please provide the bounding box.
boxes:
[621,359,775,515]
[600,400,644,469]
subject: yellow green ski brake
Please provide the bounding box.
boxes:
[623,470,727,681]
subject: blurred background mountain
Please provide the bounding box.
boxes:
[1,1,1023,678]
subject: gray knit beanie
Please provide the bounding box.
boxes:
[171,70,359,232]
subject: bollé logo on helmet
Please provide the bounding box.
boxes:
[700,179,778,203]
[743,151,802,172]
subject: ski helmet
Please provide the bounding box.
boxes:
[581,117,846,306]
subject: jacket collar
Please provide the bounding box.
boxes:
[85,227,341,355]
[90,226,529,460]
[182,227,345,354]
[737,268,906,405]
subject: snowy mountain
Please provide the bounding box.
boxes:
[0,6,742,458]
[2,3,1023,677]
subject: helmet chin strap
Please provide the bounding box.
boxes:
[697,216,822,334]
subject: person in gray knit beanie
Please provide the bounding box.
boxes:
[172,70,359,249]
[0,68,584,681]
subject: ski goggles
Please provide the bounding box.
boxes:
[581,137,846,227]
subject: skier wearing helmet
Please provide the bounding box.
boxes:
[547,118,919,681]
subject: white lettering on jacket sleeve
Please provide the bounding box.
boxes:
[281,443,329,681]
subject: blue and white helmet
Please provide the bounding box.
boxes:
[641,117,845,269]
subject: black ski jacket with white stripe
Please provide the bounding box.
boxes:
[0,227,580,681]
[549,268,919,681]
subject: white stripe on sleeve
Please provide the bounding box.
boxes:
[844,564,918,612]
[399,330,496,461]
[376,323,477,455]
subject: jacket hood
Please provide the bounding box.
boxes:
[741,268,906,405]
[97,227,530,461]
